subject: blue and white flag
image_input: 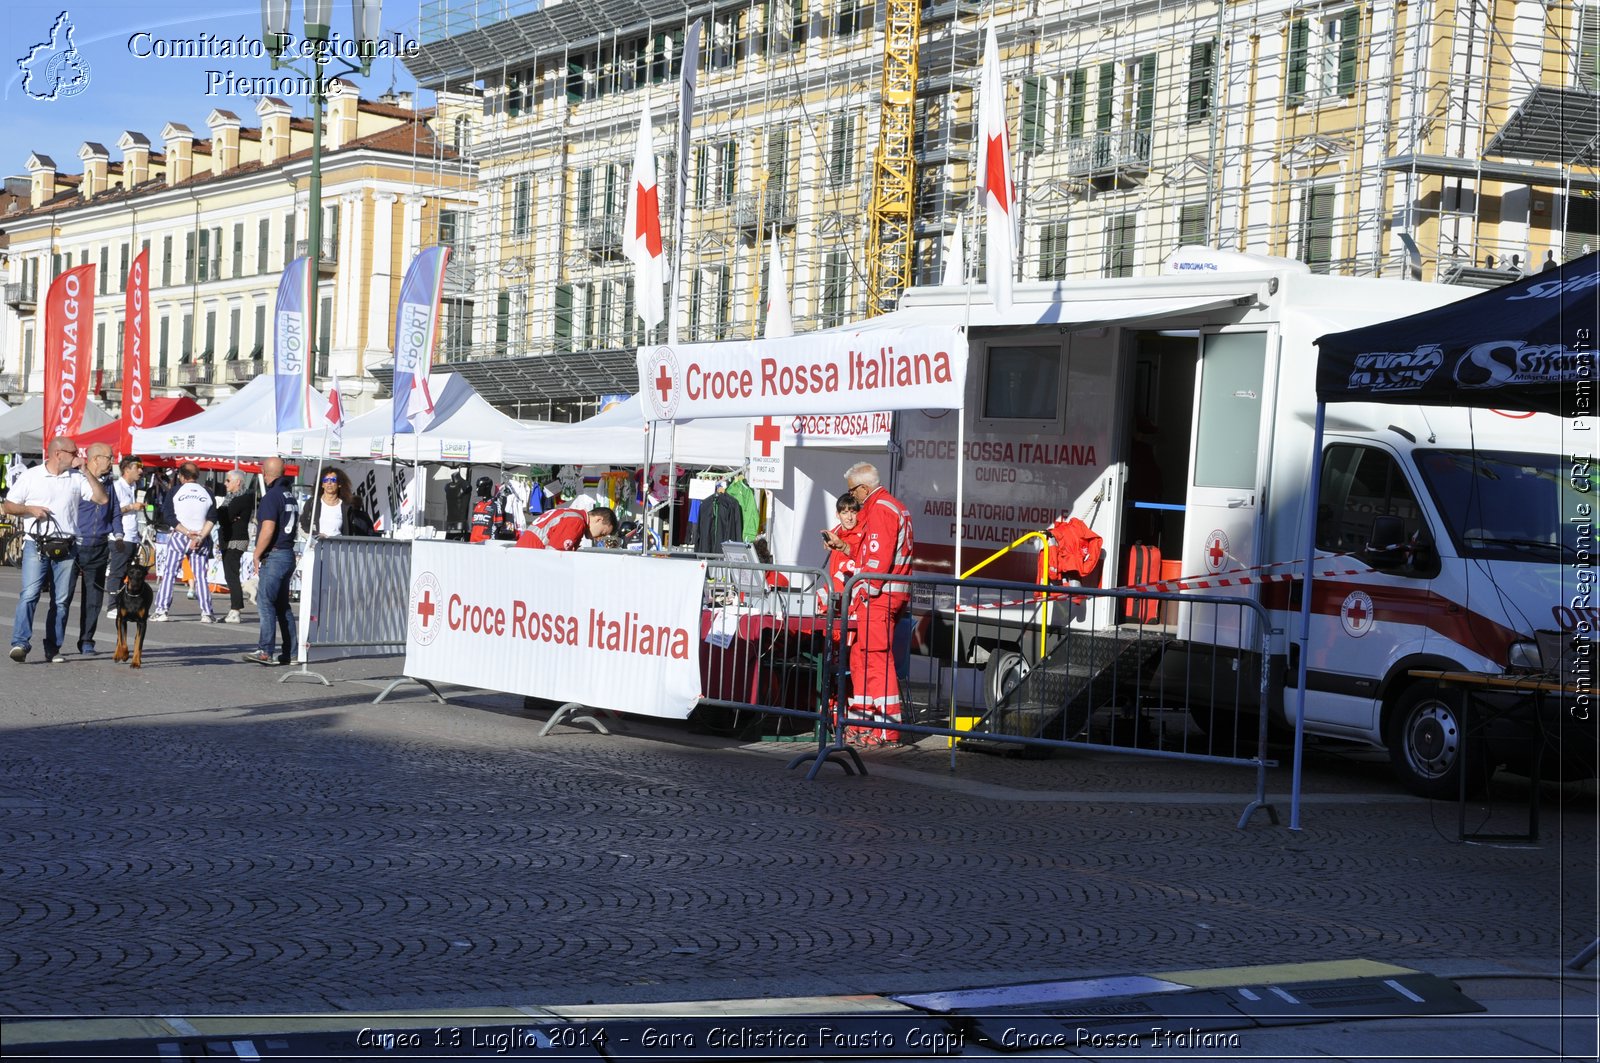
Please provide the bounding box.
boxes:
[272,255,314,432]
[391,247,451,436]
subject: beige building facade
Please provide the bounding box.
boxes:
[406,0,1597,409]
[0,82,477,413]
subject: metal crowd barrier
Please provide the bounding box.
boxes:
[282,536,445,704]
[691,558,842,753]
[803,570,1280,827]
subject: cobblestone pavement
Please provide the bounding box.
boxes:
[0,570,1594,1026]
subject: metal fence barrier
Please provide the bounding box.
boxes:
[283,536,444,704]
[806,570,1280,827]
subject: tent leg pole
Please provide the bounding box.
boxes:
[1289,404,1326,832]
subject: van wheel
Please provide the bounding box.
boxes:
[984,646,1029,711]
[1387,683,1487,799]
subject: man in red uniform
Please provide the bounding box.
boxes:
[515,506,618,551]
[823,462,913,746]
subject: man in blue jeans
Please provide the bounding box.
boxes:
[4,436,110,663]
[243,456,299,666]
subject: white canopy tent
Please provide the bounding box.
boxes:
[313,372,548,465]
[0,396,114,451]
[129,375,329,458]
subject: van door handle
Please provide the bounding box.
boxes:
[1227,497,1248,508]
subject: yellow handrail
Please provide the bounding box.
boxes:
[957,529,1054,665]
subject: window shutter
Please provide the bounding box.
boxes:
[1582,6,1600,91]
[767,127,789,194]
[1337,9,1360,96]
[1021,76,1044,152]
[1068,70,1086,137]
[495,291,511,349]
[1286,19,1309,103]
[1179,203,1207,247]
[553,283,574,351]
[1135,54,1157,133]
[1299,184,1335,272]
[577,169,593,224]
[1096,62,1115,131]
[1187,41,1215,125]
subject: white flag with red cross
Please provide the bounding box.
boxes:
[976,23,1017,312]
[622,94,666,332]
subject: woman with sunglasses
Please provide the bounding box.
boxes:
[298,467,376,540]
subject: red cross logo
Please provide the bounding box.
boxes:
[1340,590,1375,638]
[411,572,443,646]
[1208,538,1225,566]
[752,417,782,457]
[655,364,673,405]
[1346,598,1366,628]
[416,589,435,626]
[645,348,681,419]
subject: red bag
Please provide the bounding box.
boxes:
[1122,543,1161,623]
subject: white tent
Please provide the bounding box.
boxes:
[312,372,549,464]
[129,375,329,458]
[0,396,115,451]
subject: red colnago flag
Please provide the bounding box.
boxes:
[622,93,665,332]
[43,262,95,443]
[119,249,150,458]
[976,22,1016,312]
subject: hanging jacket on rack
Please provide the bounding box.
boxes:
[693,490,743,553]
[724,476,759,541]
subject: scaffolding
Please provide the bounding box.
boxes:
[407,0,1600,409]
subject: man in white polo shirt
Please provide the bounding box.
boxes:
[3,436,109,663]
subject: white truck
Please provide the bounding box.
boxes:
[883,257,1590,795]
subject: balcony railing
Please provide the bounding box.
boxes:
[3,283,37,311]
[915,122,975,156]
[294,238,339,272]
[227,356,265,383]
[732,190,798,232]
[177,361,212,386]
[98,371,121,393]
[583,215,624,255]
[0,373,23,393]
[1061,129,1153,179]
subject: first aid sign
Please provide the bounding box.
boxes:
[405,542,707,717]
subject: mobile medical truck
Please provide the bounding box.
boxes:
[882,255,1588,796]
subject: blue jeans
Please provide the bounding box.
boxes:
[256,548,297,661]
[13,539,78,656]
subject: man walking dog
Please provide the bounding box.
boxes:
[71,443,118,656]
[3,436,109,663]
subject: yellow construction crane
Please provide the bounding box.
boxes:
[863,0,921,316]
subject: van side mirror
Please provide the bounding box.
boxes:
[1365,516,1408,568]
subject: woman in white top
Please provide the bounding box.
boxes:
[299,467,375,539]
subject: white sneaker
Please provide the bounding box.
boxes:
[149,611,170,622]
[199,613,216,624]
[224,610,241,624]
[185,588,196,599]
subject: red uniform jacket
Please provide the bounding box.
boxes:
[850,487,914,612]
[515,507,587,551]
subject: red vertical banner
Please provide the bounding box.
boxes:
[42,262,94,443]
[119,249,150,457]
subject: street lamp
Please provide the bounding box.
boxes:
[260,0,383,385]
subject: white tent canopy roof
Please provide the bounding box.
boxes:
[129,375,329,458]
[0,396,114,452]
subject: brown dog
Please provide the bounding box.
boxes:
[112,535,156,668]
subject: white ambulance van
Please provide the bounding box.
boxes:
[887,257,1589,796]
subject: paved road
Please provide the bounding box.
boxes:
[0,567,1594,1059]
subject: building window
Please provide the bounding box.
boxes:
[158,318,170,378]
[1187,40,1216,125]
[1179,202,1208,247]
[99,246,108,294]
[232,222,244,279]
[576,169,593,224]
[694,144,711,208]
[598,282,615,348]
[828,114,854,185]
[1038,221,1071,280]
[820,249,849,327]
[834,0,864,37]
[1020,75,1048,154]
[453,114,471,153]
[1287,9,1359,105]
[1129,53,1157,147]
[283,212,296,267]
[1297,183,1335,272]
[713,265,731,339]
[719,140,738,203]
[258,218,270,274]
[495,290,511,354]
[252,305,266,357]
[181,314,192,362]
[1105,212,1136,277]
[203,311,216,359]
[1096,62,1115,132]
[318,296,332,361]
[227,307,241,359]
[96,321,105,372]
[118,243,129,292]
[512,176,533,238]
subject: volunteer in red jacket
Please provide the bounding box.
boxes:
[825,462,913,747]
[515,506,618,550]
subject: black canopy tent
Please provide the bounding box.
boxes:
[1283,252,1600,828]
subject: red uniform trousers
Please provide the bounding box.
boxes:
[847,592,906,745]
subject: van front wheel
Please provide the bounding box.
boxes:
[1387,683,1486,799]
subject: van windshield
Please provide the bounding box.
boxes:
[1414,449,1586,562]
